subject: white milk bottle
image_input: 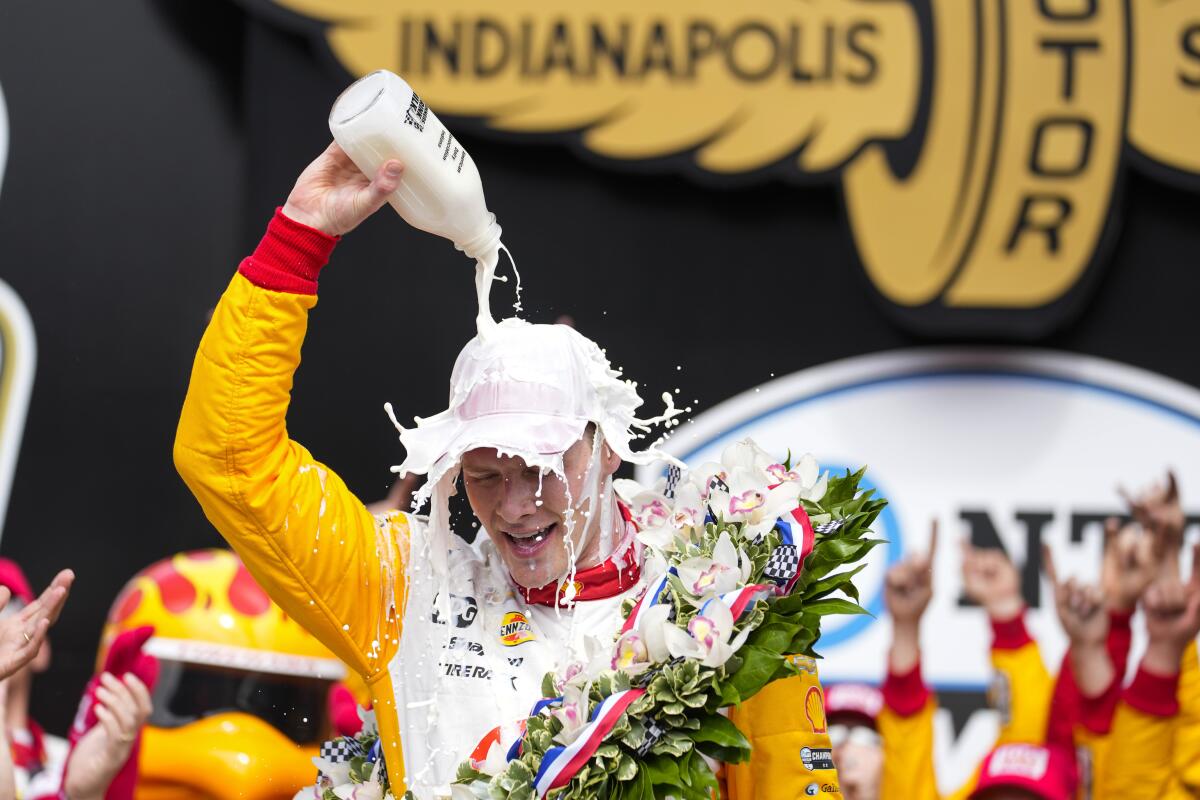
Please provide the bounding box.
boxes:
[329,70,510,330]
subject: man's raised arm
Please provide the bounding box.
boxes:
[173,144,407,680]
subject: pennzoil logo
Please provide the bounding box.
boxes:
[0,80,37,545]
[252,0,1200,337]
[498,611,536,646]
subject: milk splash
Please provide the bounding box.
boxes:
[473,243,522,335]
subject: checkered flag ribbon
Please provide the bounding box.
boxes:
[636,719,667,757]
[664,464,682,499]
[763,543,801,592]
[320,737,365,763]
[814,519,846,535]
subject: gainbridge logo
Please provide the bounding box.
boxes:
[0,80,37,544]
[254,0,1199,336]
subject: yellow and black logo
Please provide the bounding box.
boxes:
[499,611,536,646]
[250,0,1200,336]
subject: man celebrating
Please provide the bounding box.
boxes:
[175,143,839,798]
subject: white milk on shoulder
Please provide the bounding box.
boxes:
[329,70,514,333]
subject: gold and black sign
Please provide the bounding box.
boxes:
[252,0,1200,336]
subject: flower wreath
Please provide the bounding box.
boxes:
[300,440,886,800]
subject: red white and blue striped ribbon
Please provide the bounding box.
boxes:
[532,688,647,797]
[702,584,775,621]
[504,696,562,762]
[619,567,677,634]
[773,502,816,561]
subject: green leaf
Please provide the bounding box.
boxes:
[801,597,870,617]
[692,714,752,764]
[642,754,681,787]
[728,645,784,702]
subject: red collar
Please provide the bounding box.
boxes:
[10,719,45,772]
[517,504,641,607]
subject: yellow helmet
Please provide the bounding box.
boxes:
[100,549,346,800]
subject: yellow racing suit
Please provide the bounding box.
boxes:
[175,209,843,798]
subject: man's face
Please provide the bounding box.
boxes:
[461,430,621,589]
[830,722,882,800]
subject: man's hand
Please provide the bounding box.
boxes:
[886,521,937,673]
[1045,544,1112,698]
[281,142,404,237]
[1120,471,1185,577]
[1045,545,1108,647]
[1101,517,1159,612]
[961,541,1023,621]
[0,569,72,681]
[886,521,937,627]
[1141,544,1200,676]
[64,672,153,800]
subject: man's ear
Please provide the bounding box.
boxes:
[601,442,622,478]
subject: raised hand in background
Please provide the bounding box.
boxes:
[1044,544,1111,698]
[884,520,937,674]
[1120,470,1186,579]
[1101,517,1160,613]
[961,540,1023,622]
[0,569,72,681]
[1140,543,1200,678]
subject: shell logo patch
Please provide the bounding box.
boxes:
[499,611,536,646]
[804,686,827,734]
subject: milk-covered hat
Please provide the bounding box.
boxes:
[392,317,680,505]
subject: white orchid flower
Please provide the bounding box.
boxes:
[720,439,775,476]
[639,603,674,663]
[628,491,673,529]
[764,453,827,503]
[670,483,705,531]
[611,629,652,676]
[333,777,383,800]
[693,462,729,500]
[293,785,323,800]
[636,523,676,551]
[312,757,352,788]
[612,477,646,503]
[675,531,751,597]
[662,596,751,668]
[551,681,592,745]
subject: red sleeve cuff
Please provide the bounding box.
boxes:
[237,207,339,295]
[990,611,1032,651]
[882,661,931,717]
[1123,666,1180,718]
[1078,665,1122,735]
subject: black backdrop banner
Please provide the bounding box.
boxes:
[0,0,1195,735]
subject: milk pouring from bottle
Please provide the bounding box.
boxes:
[329,70,510,331]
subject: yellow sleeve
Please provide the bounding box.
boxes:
[724,655,842,800]
[1173,641,1200,791]
[878,665,939,800]
[173,270,404,681]
[1099,668,1180,800]
[878,699,939,800]
[988,615,1052,745]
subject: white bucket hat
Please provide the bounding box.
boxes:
[390,317,682,508]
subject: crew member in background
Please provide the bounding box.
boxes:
[822,682,884,800]
[0,560,65,799]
